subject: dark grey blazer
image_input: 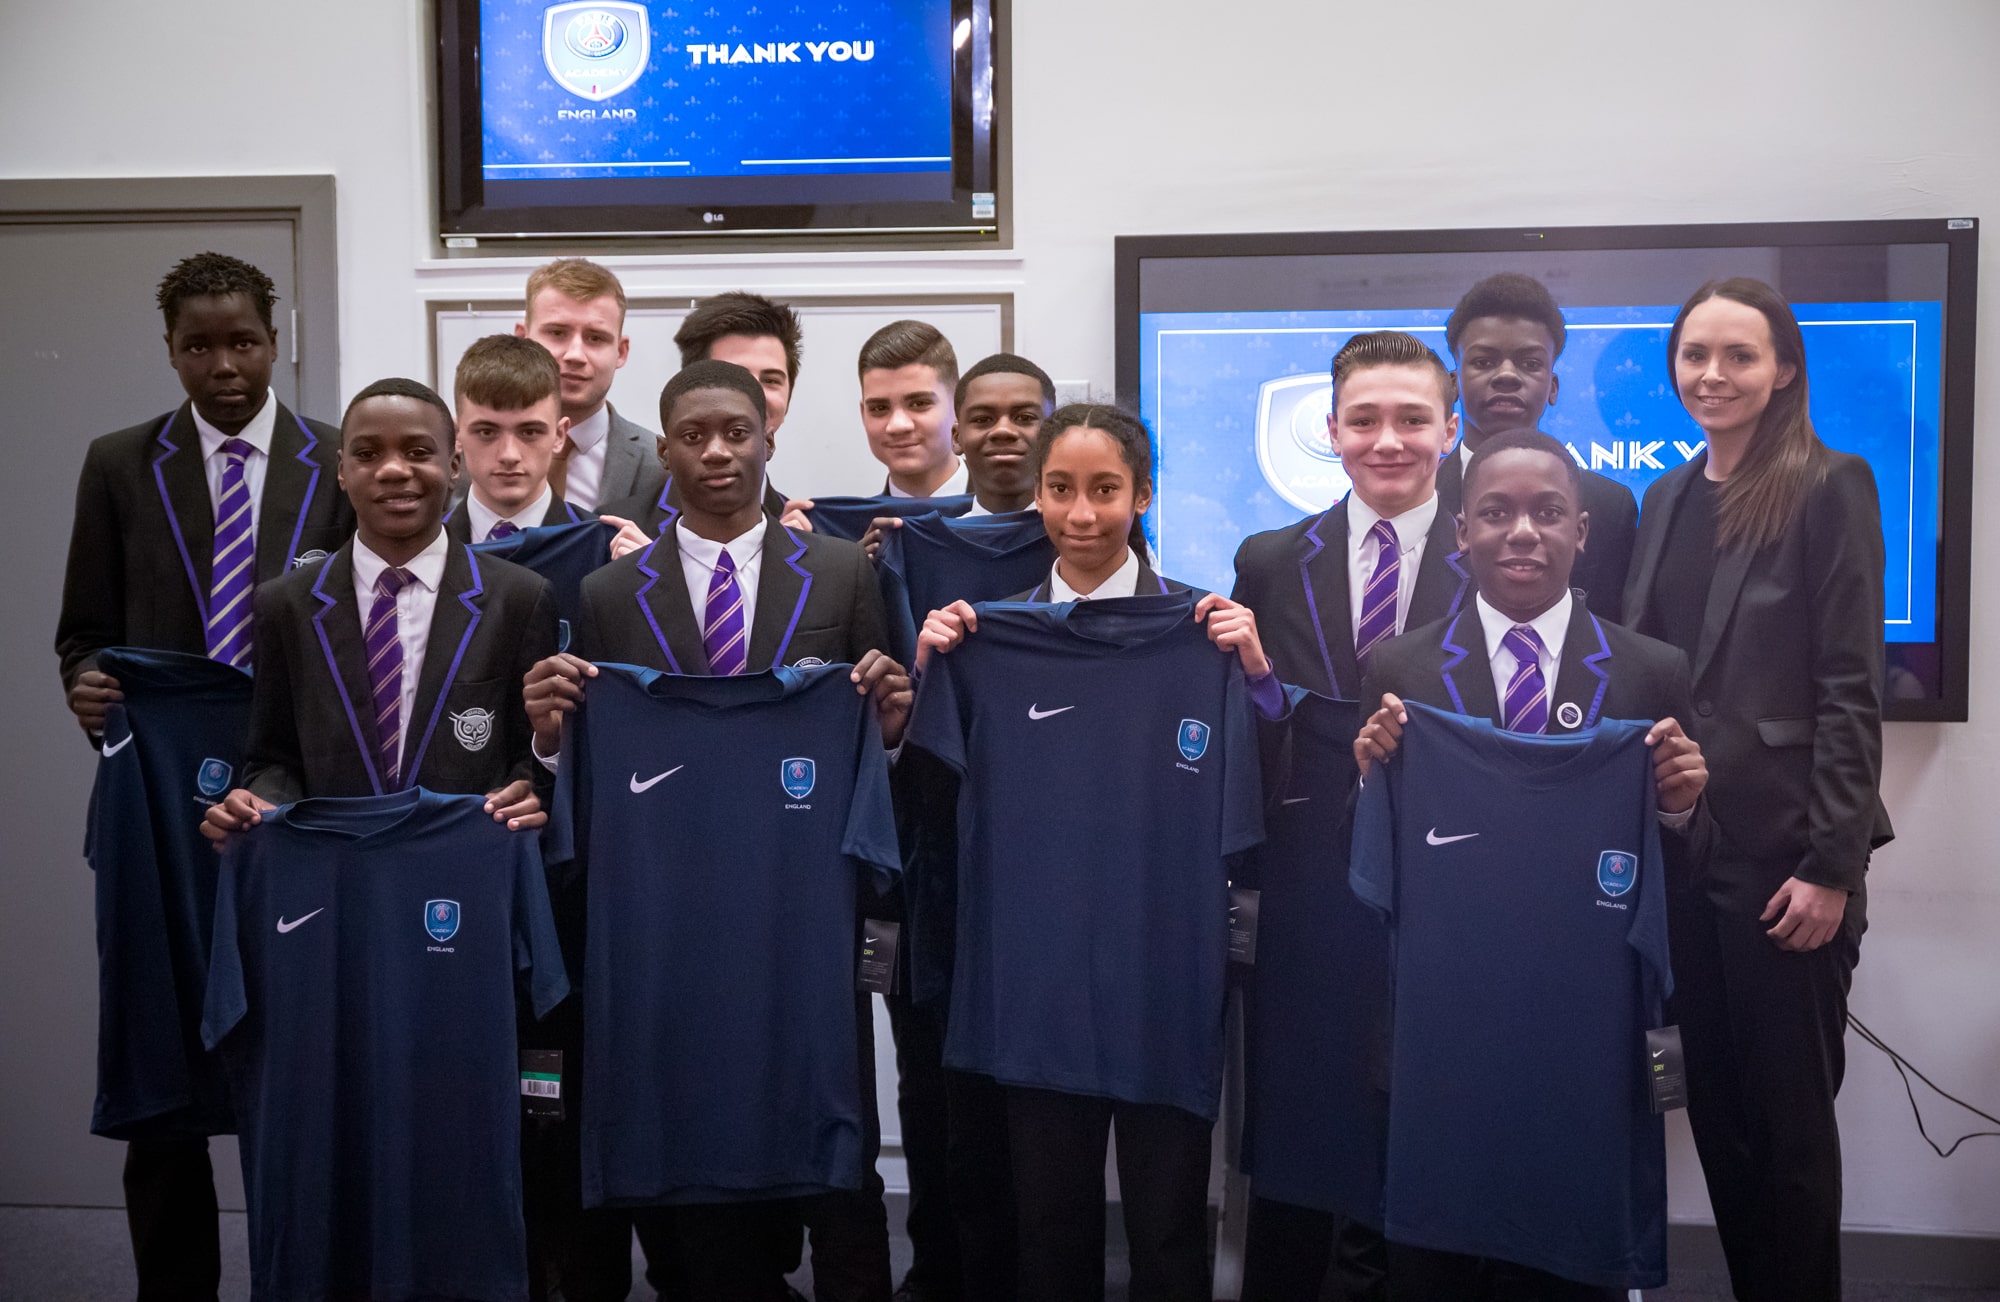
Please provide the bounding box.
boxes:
[597,403,667,509]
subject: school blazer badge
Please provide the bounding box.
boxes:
[450,707,495,752]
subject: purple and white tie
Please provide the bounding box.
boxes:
[1355,519,1401,661]
[1502,625,1550,734]
[703,549,748,676]
[486,519,520,541]
[366,568,413,787]
[205,438,256,666]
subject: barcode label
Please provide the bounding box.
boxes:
[521,1075,561,1098]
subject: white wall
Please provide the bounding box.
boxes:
[5,0,1999,1237]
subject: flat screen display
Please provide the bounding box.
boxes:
[438,0,996,238]
[1116,222,1979,720]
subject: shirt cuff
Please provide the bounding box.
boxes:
[533,732,560,773]
[1657,804,1693,831]
[1248,668,1286,721]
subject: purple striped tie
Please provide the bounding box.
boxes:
[366,568,413,787]
[205,438,256,666]
[486,519,520,541]
[1355,519,1401,661]
[1502,625,1550,734]
[702,549,748,676]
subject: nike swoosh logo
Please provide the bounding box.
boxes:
[1027,705,1075,721]
[276,908,324,934]
[101,733,133,757]
[629,765,684,793]
[1281,796,1311,805]
[1652,1049,1666,1059]
[1426,828,1479,845]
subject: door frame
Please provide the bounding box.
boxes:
[0,175,340,418]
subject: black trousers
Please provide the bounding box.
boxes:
[944,1070,1017,1302]
[1240,1195,1388,1302]
[886,986,959,1296]
[123,1137,221,1301]
[1005,1086,1212,1302]
[794,990,894,1302]
[1384,1242,1623,1301]
[1669,881,1860,1302]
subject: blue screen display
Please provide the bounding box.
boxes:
[480,0,954,180]
[1138,302,1942,642]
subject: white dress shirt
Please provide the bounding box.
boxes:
[466,485,554,542]
[352,530,449,772]
[676,518,767,632]
[563,406,612,511]
[887,459,969,499]
[1048,548,1142,602]
[964,497,1038,519]
[1347,494,1439,641]
[193,391,278,531]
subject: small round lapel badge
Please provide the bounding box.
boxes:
[1555,701,1584,729]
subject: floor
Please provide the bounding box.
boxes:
[2,1205,1994,1301]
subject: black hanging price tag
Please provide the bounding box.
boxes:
[1646,1026,1688,1114]
[521,1049,563,1121]
[1228,887,1261,965]
[858,918,900,994]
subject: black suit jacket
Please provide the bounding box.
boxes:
[56,401,353,689]
[1437,451,1638,624]
[1623,451,1891,907]
[596,472,790,538]
[443,491,588,545]
[243,539,557,802]
[574,515,888,672]
[1230,498,1470,700]
[1362,593,1714,868]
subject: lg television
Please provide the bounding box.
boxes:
[437,0,998,239]
[1115,220,1978,721]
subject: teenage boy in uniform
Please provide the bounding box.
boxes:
[446,335,586,543]
[952,353,1055,517]
[860,320,965,499]
[515,258,663,513]
[54,250,353,1298]
[1440,273,1638,621]
[1228,331,1469,1302]
[524,360,910,1301]
[1351,428,1709,1302]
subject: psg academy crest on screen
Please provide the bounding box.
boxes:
[1255,373,1352,513]
[425,899,461,943]
[542,2,650,102]
[1597,850,1637,898]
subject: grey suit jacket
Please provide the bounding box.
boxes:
[597,403,667,509]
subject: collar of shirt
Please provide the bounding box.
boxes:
[676,517,767,576]
[566,405,611,454]
[466,484,552,542]
[353,529,450,598]
[1347,491,1439,561]
[1049,548,1141,602]
[1475,589,1572,680]
[964,497,1038,519]
[1459,441,1475,471]
[193,391,278,461]
[887,459,969,499]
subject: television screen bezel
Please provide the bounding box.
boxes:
[1114,218,1979,723]
[436,0,999,241]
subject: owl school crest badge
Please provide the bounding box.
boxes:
[425,899,461,942]
[451,708,495,752]
[1597,850,1637,898]
[291,549,330,569]
[542,2,651,102]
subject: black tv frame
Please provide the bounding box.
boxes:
[1114,218,1979,723]
[436,0,999,241]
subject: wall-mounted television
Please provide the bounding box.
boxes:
[1115,219,1978,721]
[437,0,997,239]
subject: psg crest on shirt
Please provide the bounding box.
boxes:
[1597,850,1637,898]
[425,899,461,943]
[542,1,651,102]
[781,758,817,800]
[1177,719,1211,762]
[196,758,233,799]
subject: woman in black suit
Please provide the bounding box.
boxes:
[1623,278,1892,1302]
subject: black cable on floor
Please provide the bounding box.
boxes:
[1848,1012,2000,1158]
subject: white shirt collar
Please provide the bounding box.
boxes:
[1049,548,1141,602]
[1348,491,1439,555]
[887,459,969,499]
[192,391,278,460]
[1475,589,1573,666]
[466,484,553,541]
[675,517,767,575]
[567,405,611,454]
[352,529,450,595]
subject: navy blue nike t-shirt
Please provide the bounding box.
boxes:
[472,518,616,653]
[545,662,900,1208]
[905,593,1264,1119]
[1350,702,1671,1289]
[203,789,568,1302]
[803,492,975,543]
[1237,690,1393,1226]
[86,647,251,1141]
[875,509,1056,665]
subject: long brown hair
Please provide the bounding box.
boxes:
[1666,277,1827,551]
